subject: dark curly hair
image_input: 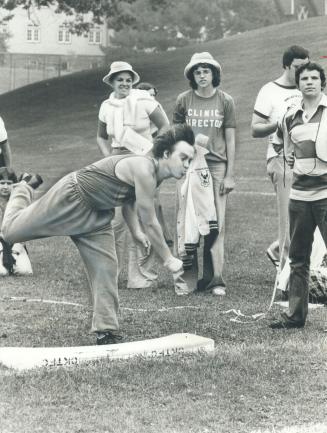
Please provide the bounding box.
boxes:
[282,45,309,69]
[0,168,17,183]
[136,82,158,96]
[187,63,221,89]
[295,62,326,90]
[152,124,195,158]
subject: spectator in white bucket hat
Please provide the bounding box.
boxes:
[102,61,140,86]
[97,61,169,290]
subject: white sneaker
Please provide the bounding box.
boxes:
[175,283,194,296]
[212,286,226,296]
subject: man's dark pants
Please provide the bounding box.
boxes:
[285,197,327,325]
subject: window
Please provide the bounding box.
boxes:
[27,24,40,43]
[89,27,101,44]
[58,25,71,44]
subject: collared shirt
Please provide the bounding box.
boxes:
[277,93,327,201]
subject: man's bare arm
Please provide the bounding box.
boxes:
[122,201,151,256]
[251,113,277,138]
[132,160,174,264]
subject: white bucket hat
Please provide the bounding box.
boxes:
[184,52,221,80]
[102,61,140,86]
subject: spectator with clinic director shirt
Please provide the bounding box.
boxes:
[173,52,236,296]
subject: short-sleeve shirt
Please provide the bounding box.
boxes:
[0,117,8,156]
[253,81,302,160]
[98,97,159,148]
[276,94,327,202]
[173,89,236,163]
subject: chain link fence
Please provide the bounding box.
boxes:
[0,53,106,94]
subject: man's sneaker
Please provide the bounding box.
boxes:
[96,331,123,345]
[19,173,43,190]
[212,286,226,296]
[266,247,280,268]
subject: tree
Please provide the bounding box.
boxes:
[0,0,282,50]
[220,0,280,36]
[109,0,224,52]
[0,0,137,33]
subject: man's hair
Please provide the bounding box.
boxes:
[295,61,326,89]
[0,168,17,183]
[136,82,158,96]
[152,124,195,158]
[282,45,309,68]
[188,63,220,89]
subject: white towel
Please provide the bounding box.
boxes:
[107,89,154,153]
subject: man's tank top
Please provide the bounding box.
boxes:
[76,154,153,210]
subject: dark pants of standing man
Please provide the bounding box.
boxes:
[284,197,327,325]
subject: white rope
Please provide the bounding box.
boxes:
[2,296,84,307]
[1,297,202,312]
[223,269,280,324]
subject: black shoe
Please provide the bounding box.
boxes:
[96,331,123,345]
[266,247,280,268]
[19,173,43,189]
[0,236,15,274]
[269,319,304,329]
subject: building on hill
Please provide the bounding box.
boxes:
[274,0,327,19]
[0,4,110,74]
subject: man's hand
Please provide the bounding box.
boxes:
[133,231,151,258]
[195,133,209,147]
[164,256,183,273]
[286,151,295,169]
[220,175,235,195]
[272,143,283,154]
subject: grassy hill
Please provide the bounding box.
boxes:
[1,16,327,433]
[0,15,326,183]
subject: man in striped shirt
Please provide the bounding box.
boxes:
[270,62,327,329]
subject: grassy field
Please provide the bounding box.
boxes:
[1,16,327,433]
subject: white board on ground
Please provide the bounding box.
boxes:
[0,333,214,371]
